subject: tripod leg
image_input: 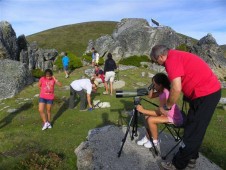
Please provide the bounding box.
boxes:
[131,109,138,140]
[118,113,135,157]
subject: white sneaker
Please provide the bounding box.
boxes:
[42,122,49,130]
[137,136,148,146]
[144,140,153,148]
[47,122,52,129]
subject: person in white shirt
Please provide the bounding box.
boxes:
[69,78,98,111]
[94,50,100,65]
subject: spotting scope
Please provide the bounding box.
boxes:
[115,83,154,98]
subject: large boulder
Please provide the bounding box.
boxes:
[75,125,222,170]
[0,59,33,100]
[191,33,226,79]
[85,18,190,62]
[0,21,18,60]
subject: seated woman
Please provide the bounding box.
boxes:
[136,73,183,150]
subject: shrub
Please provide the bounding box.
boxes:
[31,69,44,78]
[54,52,83,70]
[82,52,104,65]
[176,44,189,52]
[17,151,64,169]
[119,55,150,67]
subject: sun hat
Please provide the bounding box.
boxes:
[94,80,99,87]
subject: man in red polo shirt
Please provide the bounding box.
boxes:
[150,45,221,170]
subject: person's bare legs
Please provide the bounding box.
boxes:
[147,116,169,140]
[104,81,109,94]
[110,81,113,95]
[39,103,47,123]
[46,104,52,123]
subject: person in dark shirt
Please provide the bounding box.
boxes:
[103,53,117,95]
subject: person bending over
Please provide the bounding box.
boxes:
[69,78,99,111]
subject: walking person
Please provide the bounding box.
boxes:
[94,50,100,65]
[150,45,221,169]
[69,78,99,111]
[136,73,183,151]
[103,53,117,95]
[62,52,70,78]
[38,69,62,130]
[91,47,96,67]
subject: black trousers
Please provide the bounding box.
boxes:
[173,89,221,169]
[69,86,87,110]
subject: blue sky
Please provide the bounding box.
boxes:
[0,0,225,45]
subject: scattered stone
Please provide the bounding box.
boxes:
[0,106,10,112]
[7,108,18,113]
[84,68,94,77]
[118,65,137,71]
[148,72,154,78]
[34,94,39,98]
[113,80,125,89]
[140,62,152,68]
[141,72,146,77]
[136,82,146,87]
[62,85,70,91]
[219,98,226,104]
[93,100,111,108]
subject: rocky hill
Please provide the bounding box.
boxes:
[86,18,226,79]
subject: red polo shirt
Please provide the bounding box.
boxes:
[165,50,221,100]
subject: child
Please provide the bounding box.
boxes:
[38,69,62,130]
[136,73,183,149]
[62,52,70,78]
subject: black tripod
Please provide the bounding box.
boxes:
[117,97,159,157]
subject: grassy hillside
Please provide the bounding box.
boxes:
[0,66,225,169]
[26,21,118,57]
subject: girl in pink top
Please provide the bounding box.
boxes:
[38,69,62,130]
[136,73,183,149]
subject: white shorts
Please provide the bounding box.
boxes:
[105,71,115,82]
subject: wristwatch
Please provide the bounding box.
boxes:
[163,104,171,111]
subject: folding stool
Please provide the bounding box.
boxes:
[159,99,188,160]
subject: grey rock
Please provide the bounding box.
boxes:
[118,65,137,71]
[75,125,222,170]
[7,108,18,113]
[113,80,125,89]
[219,98,226,105]
[0,21,18,60]
[136,82,147,87]
[189,33,226,79]
[85,18,226,79]
[86,18,187,62]
[0,59,33,100]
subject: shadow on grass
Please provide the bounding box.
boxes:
[96,112,116,128]
[52,98,69,126]
[0,102,33,129]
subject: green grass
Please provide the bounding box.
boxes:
[26,21,118,58]
[0,66,226,169]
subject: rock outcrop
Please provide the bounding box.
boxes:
[0,21,58,99]
[85,18,192,62]
[86,18,226,79]
[75,125,222,170]
[0,21,18,60]
[0,59,33,100]
[190,34,226,78]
